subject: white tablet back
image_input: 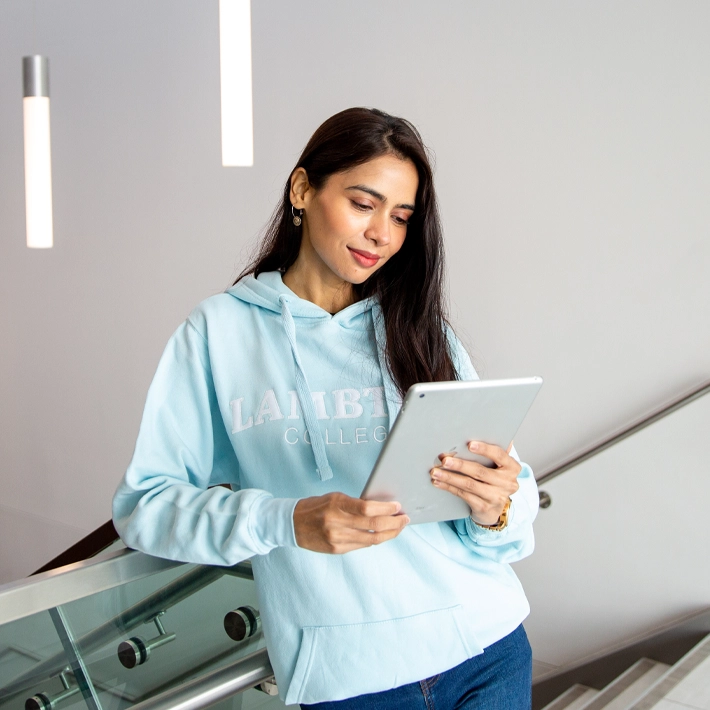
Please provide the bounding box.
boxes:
[360,377,543,524]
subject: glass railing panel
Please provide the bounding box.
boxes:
[0,610,70,709]
[66,565,262,708]
[0,558,268,710]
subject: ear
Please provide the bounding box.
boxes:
[289,167,312,209]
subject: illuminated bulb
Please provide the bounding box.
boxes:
[23,55,54,249]
[219,0,253,166]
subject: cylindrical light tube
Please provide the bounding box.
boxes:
[23,55,54,249]
[219,0,253,166]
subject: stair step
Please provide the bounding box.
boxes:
[541,684,599,710]
[578,658,669,710]
[628,633,710,710]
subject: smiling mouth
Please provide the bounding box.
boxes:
[348,247,381,267]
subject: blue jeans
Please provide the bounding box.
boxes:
[300,624,532,710]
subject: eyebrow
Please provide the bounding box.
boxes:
[346,184,415,212]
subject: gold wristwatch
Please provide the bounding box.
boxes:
[474,498,511,531]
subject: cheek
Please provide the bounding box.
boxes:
[313,196,362,240]
[389,231,408,258]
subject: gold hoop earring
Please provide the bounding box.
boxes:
[291,205,303,227]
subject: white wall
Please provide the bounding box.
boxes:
[0,0,709,663]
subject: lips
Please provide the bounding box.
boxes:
[348,247,381,268]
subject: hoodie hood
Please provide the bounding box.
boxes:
[227,271,376,322]
[226,272,398,481]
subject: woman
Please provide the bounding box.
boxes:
[113,107,538,709]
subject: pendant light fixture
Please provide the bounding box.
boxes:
[23,55,54,249]
[219,0,253,166]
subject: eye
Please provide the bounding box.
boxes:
[392,215,410,227]
[350,200,372,212]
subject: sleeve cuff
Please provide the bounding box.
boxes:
[248,495,300,552]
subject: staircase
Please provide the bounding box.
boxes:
[541,634,710,710]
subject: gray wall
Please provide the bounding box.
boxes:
[1,0,709,665]
[517,391,710,675]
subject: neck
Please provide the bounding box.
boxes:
[283,258,356,314]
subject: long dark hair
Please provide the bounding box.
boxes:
[236,107,457,396]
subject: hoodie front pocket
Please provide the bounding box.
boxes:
[284,604,480,706]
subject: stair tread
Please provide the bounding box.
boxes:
[542,684,599,710]
[644,700,705,710]
[664,641,710,708]
[628,633,710,710]
[578,658,670,710]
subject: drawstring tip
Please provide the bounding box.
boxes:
[316,467,333,481]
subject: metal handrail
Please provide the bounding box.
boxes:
[536,378,710,485]
[0,546,254,629]
[0,548,180,627]
[129,648,273,710]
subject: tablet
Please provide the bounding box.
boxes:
[360,377,543,524]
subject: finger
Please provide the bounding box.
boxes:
[438,456,512,486]
[347,511,411,533]
[432,466,518,499]
[343,495,402,518]
[431,476,480,504]
[439,456,490,479]
[467,441,515,469]
[328,526,406,553]
[431,478,509,523]
[432,468,491,498]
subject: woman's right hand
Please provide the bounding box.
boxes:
[293,492,409,554]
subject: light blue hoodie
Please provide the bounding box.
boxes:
[112,271,539,706]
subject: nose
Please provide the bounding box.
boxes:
[364,212,391,246]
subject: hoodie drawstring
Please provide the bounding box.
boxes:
[371,302,401,432]
[279,296,334,481]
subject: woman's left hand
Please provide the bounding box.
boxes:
[430,441,521,526]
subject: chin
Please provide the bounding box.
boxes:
[349,272,373,285]
[346,265,382,285]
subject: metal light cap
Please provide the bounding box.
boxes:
[23,55,49,97]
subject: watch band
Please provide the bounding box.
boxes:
[474,498,512,531]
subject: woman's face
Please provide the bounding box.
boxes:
[291,154,419,287]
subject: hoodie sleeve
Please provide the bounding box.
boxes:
[446,328,539,563]
[112,318,299,565]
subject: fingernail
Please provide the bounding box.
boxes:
[393,502,402,513]
[431,469,442,479]
[469,442,479,451]
[403,516,411,525]
[443,457,452,467]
